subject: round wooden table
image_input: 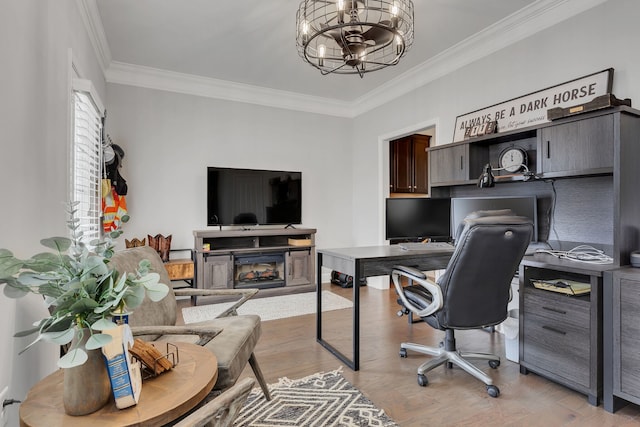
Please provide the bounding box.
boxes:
[19,342,218,427]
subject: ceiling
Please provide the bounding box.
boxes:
[88,0,603,114]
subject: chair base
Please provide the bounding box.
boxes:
[400,342,500,386]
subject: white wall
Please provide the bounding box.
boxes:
[0,1,105,425]
[350,0,640,246]
[104,84,355,251]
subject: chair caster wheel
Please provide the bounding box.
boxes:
[446,362,453,369]
[399,348,407,358]
[417,374,428,387]
[489,360,500,369]
[487,385,500,398]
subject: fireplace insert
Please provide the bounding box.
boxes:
[234,253,285,289]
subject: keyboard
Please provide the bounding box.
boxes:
[398,242,455,251]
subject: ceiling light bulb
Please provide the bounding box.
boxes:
[336,0,345,23]
[395,34,404,55]
[318,44,326,67]
[390,2,399,16]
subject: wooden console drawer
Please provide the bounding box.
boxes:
[523,311,590,387]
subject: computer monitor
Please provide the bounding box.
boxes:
[450,196,538,242]
[385,198,451,241]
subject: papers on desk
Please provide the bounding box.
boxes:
[532,279,591,296]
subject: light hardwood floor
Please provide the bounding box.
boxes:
[178,284,640,426]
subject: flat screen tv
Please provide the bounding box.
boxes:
[207,167,302,226]
[385,197,451,241]
[450,196,537,242]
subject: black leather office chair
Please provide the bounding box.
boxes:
[391,211,533,397]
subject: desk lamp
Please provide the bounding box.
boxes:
[477,163,536,188]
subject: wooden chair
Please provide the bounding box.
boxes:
[173,377,255,427]
[108,246,271,400]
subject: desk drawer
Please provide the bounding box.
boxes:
[523,287,590,328]
[522,311,590,387]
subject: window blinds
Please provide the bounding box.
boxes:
[72,81,104,245]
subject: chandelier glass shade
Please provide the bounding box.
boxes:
[296,0,415,77]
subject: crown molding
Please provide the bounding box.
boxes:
[352,0,609,116]
[76,0,111,73]
[105,62,354,117]
[80,0,608,118]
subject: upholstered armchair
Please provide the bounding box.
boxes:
[108,246,271,400]
[392,212,533,397]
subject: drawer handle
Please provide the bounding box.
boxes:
[547,140,551,159]
[542,306,566,315]
[542,325,566,335]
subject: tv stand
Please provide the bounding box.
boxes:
[193,227,316,304]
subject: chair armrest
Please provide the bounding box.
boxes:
[129,325,223,346]
[391,265,444,318]
[173,288,258,318]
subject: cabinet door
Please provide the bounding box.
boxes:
[429,144,468,185]
[540,114,614,176]
[391,137,412,192]
[203,254,233,289]
[412,135,430,193]
[286,250,312,286]
[614,277,640,402]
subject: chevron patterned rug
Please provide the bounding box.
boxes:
[235,368,398,427]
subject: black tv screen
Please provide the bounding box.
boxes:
[451,196,537,242]
[207,167,302,226]
[385,198,451,241]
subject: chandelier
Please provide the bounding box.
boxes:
[296,0,415,77]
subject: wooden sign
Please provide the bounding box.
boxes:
[452,68,613,142]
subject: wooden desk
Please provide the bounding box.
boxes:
[20,342,218,427]
[317,244,454,370]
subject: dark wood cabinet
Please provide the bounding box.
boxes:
[539,114,614,177]
[604,268,640,412]
[390,134,430,193]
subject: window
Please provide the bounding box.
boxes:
[71,79,104,245]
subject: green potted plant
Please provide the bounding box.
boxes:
[0,202,170,415]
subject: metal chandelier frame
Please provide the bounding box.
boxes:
[296,0,415,77]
